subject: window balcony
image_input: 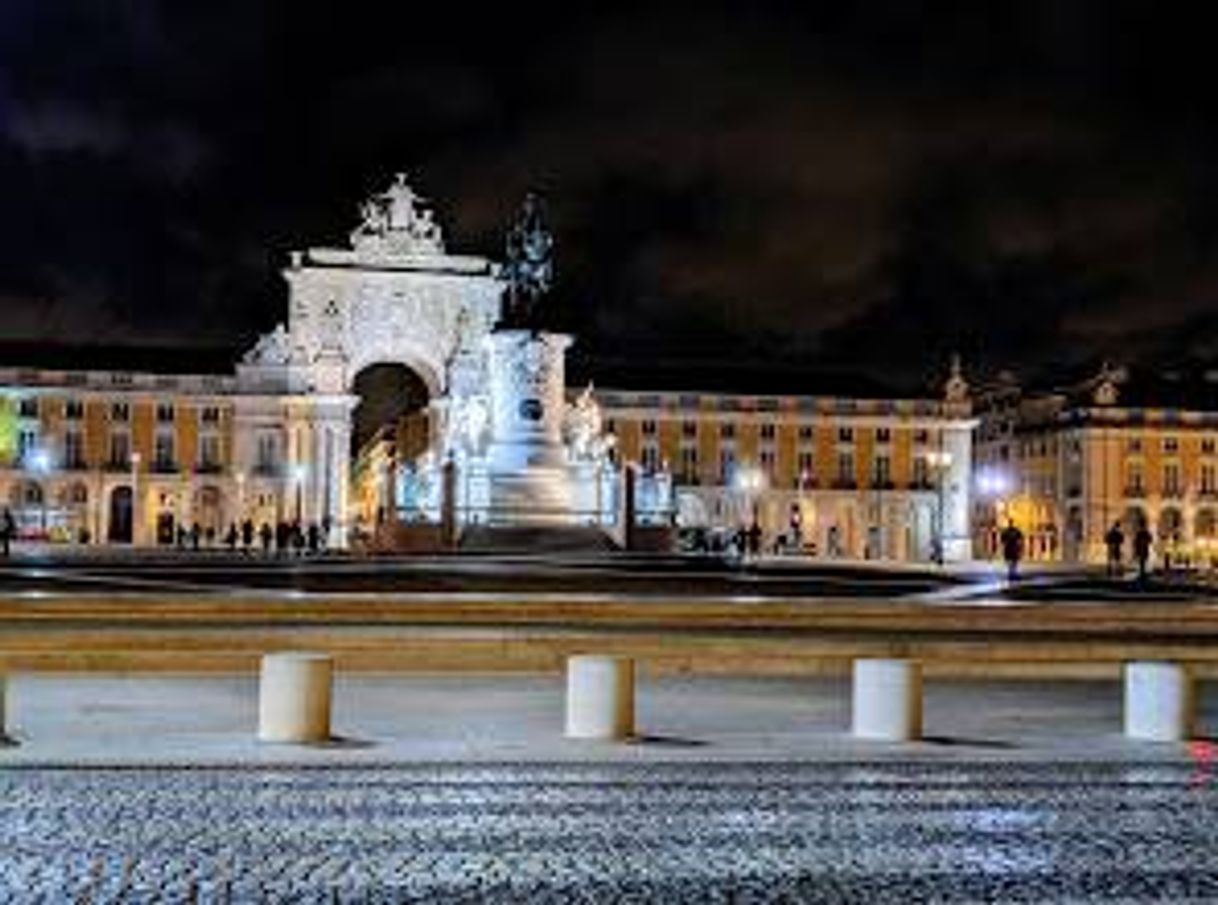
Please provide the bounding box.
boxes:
[61,457,89,472]
[104,459,131,473]
[1123,485,1146,498]
[831,478,857,491]
[194,461,224,475]
[869,480,896,491]
[252,462,282,478]
[151,459,180,474]
[1162,486,1184,499]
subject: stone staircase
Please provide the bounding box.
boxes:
[458,524,619,553]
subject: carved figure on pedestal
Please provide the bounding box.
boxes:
[500,192,554,328]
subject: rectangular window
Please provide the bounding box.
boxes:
[875,427,891,444]
[759,448,776,476]
[679,445,698,482]
[836,451,854,485]
[1202,464,1216,494]
[256,433,278,473]
[199,434,221,469]
[18,398,38,418]
[797,424,814,441]
[1164,463,1180,496]
[797,450,814,474]
[17,429,37,463]
[1164,436,1179,454]
[1127,463,1144,494]
[200,405,221,424]
[719,448,736,483]
[1203,437,1216,455]
[720,422,736,440]
[156,403,175,423]
[108,432,130,467]
[1127,437,1143,454]
[760,423,776,441]
[64,399,84,420]
[914,428,929,445]
[63,430,84,468]
[640,444,659,472]
[110,402,130,422]
[154,433,175,470]
[641,419,657,436]
[913,456,929,487]
[873,455,891,486]
[838,426,854,444]
[681,420,698,439]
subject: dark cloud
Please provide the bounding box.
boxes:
[1,2,1217,389]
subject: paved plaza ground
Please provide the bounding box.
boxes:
[3,675,1218,901]
[3,673,1216,765]
[3,554,1218,900]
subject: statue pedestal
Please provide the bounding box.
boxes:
[485,330,576,526]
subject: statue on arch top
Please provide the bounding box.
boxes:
[499,191,554,329]
[350,172,445,256]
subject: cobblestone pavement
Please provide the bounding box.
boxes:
[2,761,1218,902]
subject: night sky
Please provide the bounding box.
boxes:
[2,2,1217,392]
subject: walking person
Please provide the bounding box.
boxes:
[224,522,238,552]
[241,519,254,554]
[1000,519,1024,582]
[259,521,273,556]
[1104,521,1124,578]
[1133,523,1153,581]
[1,507,15,558]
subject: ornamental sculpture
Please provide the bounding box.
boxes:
[500,192,554,328]
[350,172,445,257]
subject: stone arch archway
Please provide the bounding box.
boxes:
[237,177,505,548]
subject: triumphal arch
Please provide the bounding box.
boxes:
[237,174,624,547]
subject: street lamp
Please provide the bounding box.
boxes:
[292,463,307,524]
[29,447,51,534]
[734,463,768,529]
[235,470,247,528]
[925,449,953,564]
[130,451,141,545]
[976,466,1010,559]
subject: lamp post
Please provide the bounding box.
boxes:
[925,449,953,564]
[976,467,1010,560]
[236,470,246,523]
[30,448,51,534]
[130,450,141,545]
[292,464,307,525]
[734,463,768,553]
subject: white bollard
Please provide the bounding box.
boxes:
[258,652,333,743]
[852,658,922,741]
[1124,661,1194,742]
[565,655,635,740]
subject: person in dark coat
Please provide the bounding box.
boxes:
[999,520,1024,581]
[1133,525,1153,580]
[259,521,273,555]
[1,507,15,557]
[241,519,254,553]
[224,523,238,552]
[1104,521,1124,577]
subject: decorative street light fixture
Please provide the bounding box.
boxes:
[129,450,141,544]
[734,463,768,529]
[925,449,953,564]
[292,463,307,524]
[976,466,1011,558]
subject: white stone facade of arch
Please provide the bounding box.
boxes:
[234,177,505,548]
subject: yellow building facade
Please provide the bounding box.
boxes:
[0,365,314,545]
[974,368,1218,565]
[595,384,975,560]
